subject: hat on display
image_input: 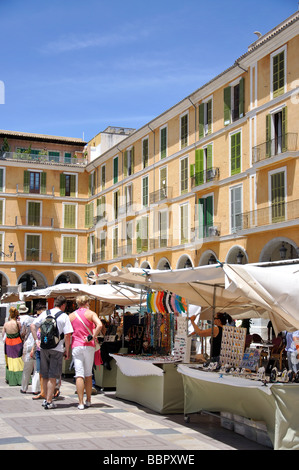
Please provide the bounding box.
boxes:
[18,304,29,314]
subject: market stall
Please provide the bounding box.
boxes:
[93,261,299,446]
[177,364,299,450]
[2,283,146,387]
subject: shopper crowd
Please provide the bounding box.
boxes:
[2,295,104,410]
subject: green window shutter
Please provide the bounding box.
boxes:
[271,172,285,222]
[131,146,134,174]
[70,175,76,197]
[113,157,118,184]
[49,151,60,162]
[142,177,148,207]
[0,200,3,225]
[195,149,204,185]
[239,77,245,118]
[63,236,76,262]
[24,170,30,193]
[28,202,40,226]
[266,114,272,158]
[282,106,287,152]
[207,145,213,170]
[273,51,285,98]
[0,169,3,192]
[231,132,241,175]
[161,127,167,159]
[88,174,92,196]
[224,86,231,125]
[101,166,105,189]
[198,103,204,139]
[64,204,75,228]
[124,151,127,177]
[206,196,213,229]
[143,139,148,168]
[141,216,148,251]
[26,234,40,261]
[85,202,93,228]
[87,236,90,263]
[207,99,212,134]
[136,220,141,253]
[181,114,188,148]
[41,172,46,194]
[60,174,65,196]
[64,152,71,163]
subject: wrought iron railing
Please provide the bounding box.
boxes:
[252,133,298,163]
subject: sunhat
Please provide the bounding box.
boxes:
[18,304,29,314]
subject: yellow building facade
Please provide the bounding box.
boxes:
[0,12,298,299]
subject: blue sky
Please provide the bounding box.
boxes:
[0,0,296,142]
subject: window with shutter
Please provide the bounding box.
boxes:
[272,50,285,98]
[64,204,76,228]
[63,236,76,262]
[224,78,245,125]
[230,131,241,175]
[180,156,188,194]
[26,234,40,261]
[142,176,148,207]
[198,196,213,238]
[230,185,242,232]
[143,138,149,168]
[160,126,167,159]
[28,201,41,226]
[0,200,3,225]
[180,113,188,149]
[113,157,118,184]
[180,203,188,244]
[271,171,285,223]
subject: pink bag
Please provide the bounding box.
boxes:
[94,348,103,366]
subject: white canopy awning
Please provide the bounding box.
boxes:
[93,261,299,333]
[1,283,145,312]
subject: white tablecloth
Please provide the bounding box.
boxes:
[111,354,165,377]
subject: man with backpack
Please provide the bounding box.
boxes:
[30,296,73,409]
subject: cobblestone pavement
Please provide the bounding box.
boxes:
[0,336,271,452]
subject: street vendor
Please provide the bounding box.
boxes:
[189,313,228,362]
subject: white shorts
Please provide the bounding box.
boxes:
[72,346,95,378]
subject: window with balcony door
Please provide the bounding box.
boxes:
[224,77,244,126]
[63,203,76,229]
[198,98,212,138]
[160,126,167,159]
[180,203,189,244]
[142,138,149,169]
[24,171,46,194]
[124,147,134,177]
[198,195,213,238]
[60,173,76,197]
[266,107,287,158]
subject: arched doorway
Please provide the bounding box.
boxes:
[226,246,248,265]
[176,254,193,269]
[260,237,299,262]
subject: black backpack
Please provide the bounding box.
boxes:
[40,310,64,349]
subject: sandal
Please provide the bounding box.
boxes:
[32,394,45,400]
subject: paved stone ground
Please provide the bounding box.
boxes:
[0,335,271,452]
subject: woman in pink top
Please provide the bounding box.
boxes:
[69,296,103,410]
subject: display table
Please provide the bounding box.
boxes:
[94,358,117,389]
[177,364,299,450]
[111,355,184,414]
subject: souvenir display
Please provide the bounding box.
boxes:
[173,317,191,362]
[219,325,247,368]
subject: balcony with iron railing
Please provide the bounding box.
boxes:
[149,186,173,205]
[191,167,220,189]
[252,133,298,164]
[233,199,299,231]
[0,151,87,166]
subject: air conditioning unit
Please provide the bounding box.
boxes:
[208,226,220,237]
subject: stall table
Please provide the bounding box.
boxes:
[178,364,299,450]
[94,358,117,389]
[111,355,185,414]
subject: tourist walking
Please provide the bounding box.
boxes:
[2,306,24,385]
[30,295,73,409]
[69,295,103,410]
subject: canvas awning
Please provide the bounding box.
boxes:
[93,261,299,333]
[1,283,145,311]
